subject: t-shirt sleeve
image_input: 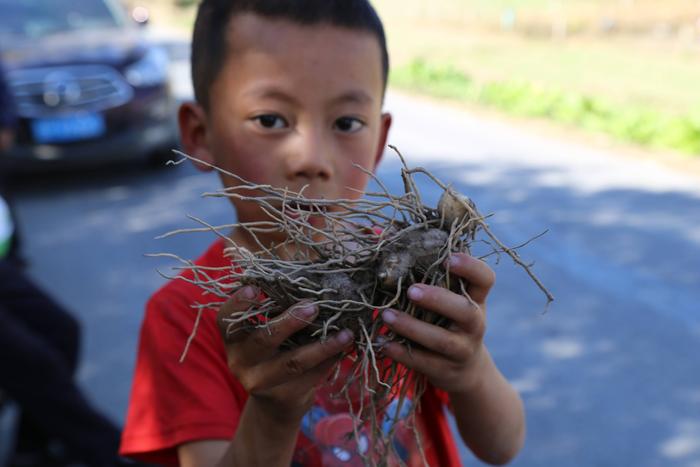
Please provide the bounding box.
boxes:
[433,386,452,411]
[420,385,462,466]
[120,287,246,466]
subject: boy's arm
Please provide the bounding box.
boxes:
[178,398,301,467]
[448,346,525,465]
[179,286,354,467]
[380,253,525,465]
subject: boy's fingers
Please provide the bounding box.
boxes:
[405,284,484,335]
[251,358,338,407]
[381,342,446,382]
[217,286,261,342]
[245,331,353,391]
[270,358,337,396]
[239,302,319,360]
[381,310,471,361]
[445,253,496,304]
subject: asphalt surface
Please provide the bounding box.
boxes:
[4,48,700,466]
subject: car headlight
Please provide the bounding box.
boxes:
[125,47,169,87]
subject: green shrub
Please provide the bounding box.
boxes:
[174,0,198,8]
[391,58,700,157]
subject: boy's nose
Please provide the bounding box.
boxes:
[285,132,334,182]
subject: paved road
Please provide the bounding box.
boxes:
[6,48,700,466]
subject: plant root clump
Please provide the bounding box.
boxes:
[158,146,553,466]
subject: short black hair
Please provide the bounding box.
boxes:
[191,0,389,111]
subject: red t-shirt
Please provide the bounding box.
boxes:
[120,239,461,466]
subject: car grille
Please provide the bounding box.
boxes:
[7,65,134,118]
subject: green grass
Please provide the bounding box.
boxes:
[392,58,700,155]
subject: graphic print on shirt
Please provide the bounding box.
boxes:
[294,390,420,466]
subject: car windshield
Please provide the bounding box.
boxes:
[0,0,125,41]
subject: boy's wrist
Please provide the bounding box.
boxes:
[229,395,306,467]
[247,394,311,426]
[447,344,492,399]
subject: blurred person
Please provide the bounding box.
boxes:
[120,1,525,466]
[0,58,21,264]
[0,59,138,467]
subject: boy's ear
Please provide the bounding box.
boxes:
[373,112,393,170]
[178,101,215,171]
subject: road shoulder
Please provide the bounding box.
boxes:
[389,88,700,181]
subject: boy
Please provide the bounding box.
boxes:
[120,1,525,465]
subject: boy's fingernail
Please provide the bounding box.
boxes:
[407,285,424,301]
[382,309,397,324]
[298,304,317,318]
[448,255,461,268]
[338,330,353,345]
[240,286,256,299]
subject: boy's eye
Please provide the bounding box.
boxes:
[253,114,288,129]
[334,117,364,133]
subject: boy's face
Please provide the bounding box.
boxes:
[180,13,392,247]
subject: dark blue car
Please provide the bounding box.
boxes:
[0,0,179,172]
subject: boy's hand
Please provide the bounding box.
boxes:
[380,253,526,464]
[380,253,495,395]
[217,287,353,422]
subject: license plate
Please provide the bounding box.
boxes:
[32,113,106,144]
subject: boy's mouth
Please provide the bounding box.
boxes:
[279,201,332,228]
[284,201,328,215]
